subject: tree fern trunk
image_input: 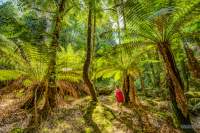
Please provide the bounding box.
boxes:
[129,77,138,105]
[158,42,195,133]
[166,73,196,133]
[123,74,130,104]
[83,0,97,101]
[123,74,138,105]
[184,43,200,79]
[45,0,66,109]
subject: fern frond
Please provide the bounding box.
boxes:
[172,1,200,32]
[0,70,22,81]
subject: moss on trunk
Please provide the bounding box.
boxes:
[83,0,97,101]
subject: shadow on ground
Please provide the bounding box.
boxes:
[83,101,101,133]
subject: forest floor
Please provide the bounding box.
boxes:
[0,88,200,133]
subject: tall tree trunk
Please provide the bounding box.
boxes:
[158,42,195,133]
[22,2,67,128]
[91,5,97,86]
[166,73,195,133]
[92,6,96,57]
[83,0,97,101]
[42,0,66,111]
[184,43,200,79]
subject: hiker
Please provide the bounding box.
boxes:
[115,87,124,113]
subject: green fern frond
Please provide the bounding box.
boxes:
[172,1,200,32]
[0,70,22,81]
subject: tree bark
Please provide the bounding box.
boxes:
[184,43,200,79]
[123,74,130,104]
[91,4,97,87]
[122,74,138,105]
[129,77,138,105]
[83,0,97,101]
[158,42,195,133]
[44,0,66,109]
[166,73,196,133]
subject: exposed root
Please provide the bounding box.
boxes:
[21,80,90,131]
[0,77,26,95]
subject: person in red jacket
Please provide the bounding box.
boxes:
[115,87,124,113]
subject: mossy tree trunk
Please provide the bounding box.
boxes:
[167,73,195,133]
[83,0,97,101]
[123,74,130,104]
[184,43,200,79]
[122,74,138,105]
[22,1,67,123]
[91,2,97,87]
[158,42,195,133]
[43,0,67,111]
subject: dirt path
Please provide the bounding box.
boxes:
[0,91,29,133]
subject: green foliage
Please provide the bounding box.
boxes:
[185,91,200,98]
[85,127,92,133]
[0,70,21,81]
[95,47,143,84]
[0,0,199,107]
[92,104,114,132]
[10,128,23,133]
[186,92,200,113]
[0,1,200,133]
[57,44,84,82]
[0,34,84,85]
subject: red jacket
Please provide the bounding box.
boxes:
[115,88,124,103]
